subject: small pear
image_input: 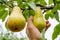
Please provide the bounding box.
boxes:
[6,6,26,32]
[33,7,46,32]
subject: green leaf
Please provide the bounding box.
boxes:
[0,5,8,21]
[52,24,60,40]
[57,4,60,10]
[5,21,10,30]
[41,28,46,40]
[15,0,22,5]
[9,7,13,15]
[29,0,35,2]
[54,0,60,4]
[49,0,53,4]
[20,2,28,9]
[23,9,29,21]
[45,10,54,20]
[51,5,58,13]
[54,11,59,22]
[39,0,47,5]
[29,9,34,16]
[1,11,8,22]
[45,13,49,20]
[28,2,36,10]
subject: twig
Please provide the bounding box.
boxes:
[2,0,13,8]
[36,4,54,9]
[0,2,3,4]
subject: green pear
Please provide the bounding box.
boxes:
[33,7,46,32]
[6,6,26,32]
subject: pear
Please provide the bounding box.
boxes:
[6,6,26,32]
[33,7,46,32]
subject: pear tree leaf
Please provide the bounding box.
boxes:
[54,11,59,22]
[57,4,60,10]
[29,0,35,2]
[41,28,46,40]
[0,5,8,22]
[49,0,53,4]
[49,11,54,18]
[15,0,22,5]
[45,13,50,20]
[23,9,29,21]
[51,5,58,13]
[15,0,22,7]
[16,0,28,9]
[39,0,47,5]
[28,2,36,10]
[1,11,8,22]
[29,9,34,16]
[5,22,10,31]
[45,10,54,20]
[52,24,60,40]
[54,0,60,4]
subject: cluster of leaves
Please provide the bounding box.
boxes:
[0,0,60,40]
[0,32,27,40]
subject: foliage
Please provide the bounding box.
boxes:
[0,0,60,40]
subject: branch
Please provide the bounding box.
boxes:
[0,2,3,4]
[36,4,54,9]
[2,0,13,8]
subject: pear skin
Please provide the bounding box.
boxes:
[6,6,26,32]
[33,7,46,32]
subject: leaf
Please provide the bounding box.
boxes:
[0,5,8,21]
[54,11,59,22]
[41,28,46,40]
[52,24,60,40]
[29,0,35,2]
[15,0,22,5]
[49,0,53,4]
[20,2,28,9]
[57,4,60,10]
[39,0,47,5]
[9,7,13,15]
[45,13,49,20]
[29,9,34,16]
[1,11,8,22]
[45,10,54,20]
[5,22,9,31]
[28,2,36,10]
[54,0,60,4]
[23,9,29,21]
[51,5,58,13]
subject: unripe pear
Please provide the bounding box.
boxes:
[33,7,46,32]
[6,6,26,32]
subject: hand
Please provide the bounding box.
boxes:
[26,16,51,40]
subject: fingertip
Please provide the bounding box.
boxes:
[30,16,33,20]
[27,16,33,22]
[46,23,51,30]
[46,20,49,24]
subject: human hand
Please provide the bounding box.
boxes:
[26,16,51,40]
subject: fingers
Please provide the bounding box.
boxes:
[27,16,35,30]
[46,20,51,30]
[27,16,33,25]
[26,27,31,38]
[26,16,40,39]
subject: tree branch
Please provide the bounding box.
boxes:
[1,0,13,8]
[36,4,54,9]
[0,2,3,4]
